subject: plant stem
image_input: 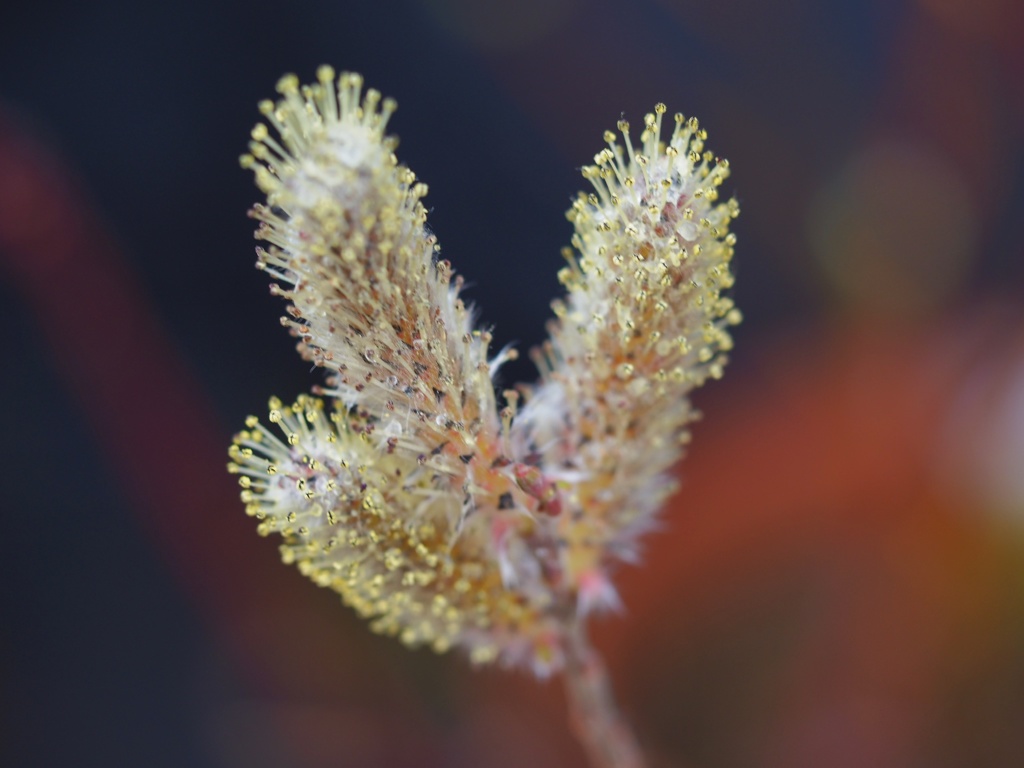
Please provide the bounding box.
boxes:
[562,620,646,768]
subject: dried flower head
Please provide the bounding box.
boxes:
[230,67,739,676]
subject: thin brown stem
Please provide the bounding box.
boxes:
[562,620,646,768]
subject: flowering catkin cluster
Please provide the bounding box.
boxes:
[229,66,739,674]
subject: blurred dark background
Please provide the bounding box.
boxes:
[2,1,1023,766]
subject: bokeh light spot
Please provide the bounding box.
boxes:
[807,141,977,316]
